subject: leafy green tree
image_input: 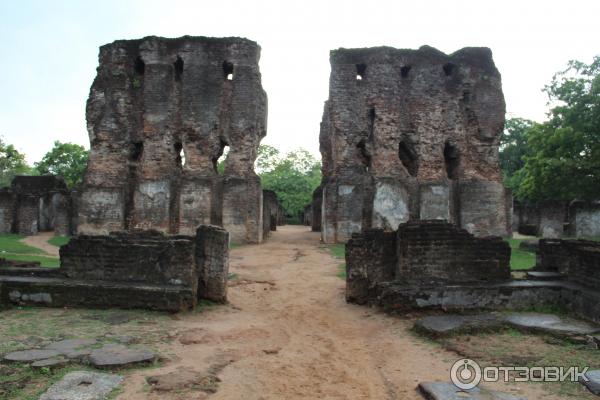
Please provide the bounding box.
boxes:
[35,141,89,188]
[258,147,321,221]
[499,118,534,196]
[0,138,33,187]
[517,56,600,201]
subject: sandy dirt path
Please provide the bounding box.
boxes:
[118,225,551,400]
[21,231,59,257]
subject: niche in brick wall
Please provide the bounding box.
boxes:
[398,141,418,177]
[444,141,460,179]
[213,141,229,174]
[356,63,367,80]
[223,61,234,81]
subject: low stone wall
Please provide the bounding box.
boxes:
[537,239,600,289]
[345,220,510,302]
[196,225,229,303]
[60,231,197,287]
[346,230,396,304]
[396,221,511,285]
[1,225,229,311]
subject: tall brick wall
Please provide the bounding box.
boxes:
[79,36,267,244]
[319,46,509,243]
[311,185,322,232]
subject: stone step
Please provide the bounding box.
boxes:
[526,271,566,280]
[0,275,195,312]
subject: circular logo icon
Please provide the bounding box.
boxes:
[450,358,482,390]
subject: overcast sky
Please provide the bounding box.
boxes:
[1,0,599,163]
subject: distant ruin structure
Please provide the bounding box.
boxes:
[0,176,74,236]
[318,46,511,243]
[79,36,268,243]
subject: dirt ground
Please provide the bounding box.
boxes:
[113,225,559,400]
[21,231,59,257]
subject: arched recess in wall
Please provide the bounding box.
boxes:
[444,141,460,179]
[213,140,230,174]
[398,140,418,177]
[356,139,371,172]
[174,142,185,168]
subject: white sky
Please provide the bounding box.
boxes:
[0,0,599,164]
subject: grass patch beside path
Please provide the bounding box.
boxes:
[0,234,59,268]
[323,244,346,279]
[506,238,536,270]
[47,236,70,248]
[0,234,45,255]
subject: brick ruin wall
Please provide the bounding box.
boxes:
[345,220,510,303]
[311,185,322,232]
[78,36,267,244]
[60,226,229,305]
[537,239,600,289]
[513,200,600,238]
[0,176,75,236]
[262,189,282,239]
[319,46,510,243]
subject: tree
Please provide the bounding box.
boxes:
[499,118,534,196]
[35,141,89,188]
[516,56,600,201]
[258,147,321,222]
[0,138,32,187]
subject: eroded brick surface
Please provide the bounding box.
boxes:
[79,36,267,244]
[319,46,510,243]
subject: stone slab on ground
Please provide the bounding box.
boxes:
[418,382,527,400]
[580,370,600,396]
[45,338,97,358]
[3,349,60,362]
[414,314,502,336]
[526,271,565,280]
[89,343,155,368]
[39,371,123,400]
[414,312,600,338]
[31,356,69,368]
[505,313,600,336]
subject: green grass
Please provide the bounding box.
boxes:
[0,234,45,254]
[506,238,536,270]
[0,234,59,268]
[323,244,346,279]
[47,236,70,247]
[0,254,59,268]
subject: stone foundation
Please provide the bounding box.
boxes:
[346,221,600,322]
[346,220,510,304]
[0,225,229,311]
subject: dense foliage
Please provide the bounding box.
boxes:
[0,138,32,187]
[256,145,321,221]
[500,56,600,202]
[35,141,89,188]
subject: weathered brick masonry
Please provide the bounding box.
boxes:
[537,239,600,289]
[319,46,510,243]
[0,176,74,236]
[79,36,268,244]
[345,220,510,304]
[1,226,229,311]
